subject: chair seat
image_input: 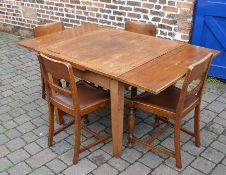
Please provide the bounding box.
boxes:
[129,86,197,116]
[54,81,110,110]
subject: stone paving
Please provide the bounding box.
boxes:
[1,31,226,175]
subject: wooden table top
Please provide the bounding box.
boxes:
[19,25,217,94]
[19,24,103,52]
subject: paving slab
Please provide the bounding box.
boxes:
[1,31,226,175]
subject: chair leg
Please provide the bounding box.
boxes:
[41,76,45,99]
[194,103,201,147]
[174,119,182,169]
[73,115,81,164]
[131,87,137,98]
[127,107,135,148]
[154,115,160,128]
[83,115,89,124]
[55,108,64,125]
[48,103,54,147]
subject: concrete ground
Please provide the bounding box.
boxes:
[1,32,226,175]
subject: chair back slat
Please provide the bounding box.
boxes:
[125,21,156,36]
[38,54,80,110]
[187,55,212,84]
[186,82,202,97]
[34,21,64,38]
[176,53,213,114]
[48,81,72,97]
[39,55,71,82]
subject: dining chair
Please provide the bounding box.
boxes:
[38,54,111,164]
[35,23,102,125]
[125,21,157,36]
[34,21,65,99]
[125,21,156,98]
[34,21,64,38]
[127,53,213,168]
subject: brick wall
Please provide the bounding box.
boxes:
[0,0,195,42]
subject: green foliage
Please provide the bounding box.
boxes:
[207,77,220,83]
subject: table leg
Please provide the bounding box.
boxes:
[110,79,124,157]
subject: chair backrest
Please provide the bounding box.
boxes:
[176,53,213,115]
[125,21,156,36]
[38,54,80,112]
[34,21,64,38]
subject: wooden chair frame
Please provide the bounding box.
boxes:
[125,21,157,36]
[34,21,65,100]
[127,53,213,168]
[34,21,64,38]
[38,54,111,164]
[35,22,98,125]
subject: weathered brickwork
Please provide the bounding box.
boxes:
[0,0,194,41]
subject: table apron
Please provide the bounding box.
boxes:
[74,68,111,89]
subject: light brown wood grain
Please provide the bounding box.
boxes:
[125,21,156,36]
[19,24,103,52]
[119,44,216,94]
[110,79,124,157]
[38,54,111,164]
[127,53,213,168]
[38,28,185,77]
[74,69,110,89]
[33,21,66,122]
[19,24,218,159]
